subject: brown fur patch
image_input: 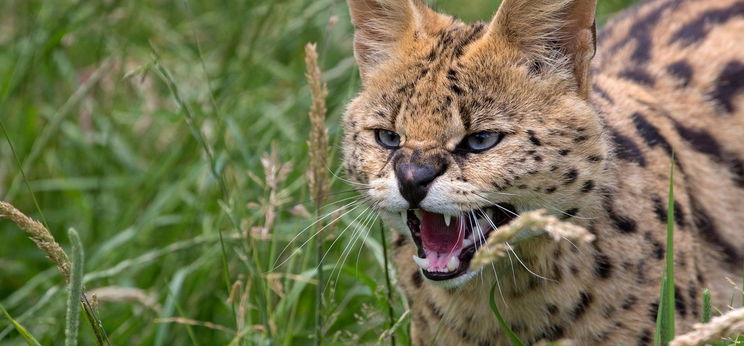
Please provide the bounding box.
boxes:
[343,0,744,344]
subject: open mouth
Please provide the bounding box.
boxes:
[405,204,518,281]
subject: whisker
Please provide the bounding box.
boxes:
[491,261,507,306]
[468,211,485,286]
[562,237,581,253]
[488,190,519,197]
[505,243,555,282]
[326,165,371,188]
[318,204,376,267]
[327,202,378,284]
[353,216,377,274]
[325,219,369,295]
[506,249,517,289]
[537,201,597,220]
[302,188,372,206]
[446,214,465,256]
[312,195,367,214]
[327,206,378,294]
[273,200,365,270]
[472,193,520,218]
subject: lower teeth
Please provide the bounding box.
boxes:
[411,254,461,272]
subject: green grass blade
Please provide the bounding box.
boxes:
[378,310,410,345]
[65,228,84,346]
[0,302,42,346]
[379,223,397,346]
[664,154,676,337]
[654,275,668,346]
[489,283,525,346]
[655,153,676,345]
[702,289,712,323]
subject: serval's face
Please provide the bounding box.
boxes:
[343,0,602,286]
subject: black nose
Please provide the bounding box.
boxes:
[395,161,447,207]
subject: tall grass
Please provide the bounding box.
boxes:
[65,228,84,346]
[655,155,676,346]
[0,0,655,344]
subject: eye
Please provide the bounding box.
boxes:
[374,129,401,149]
[458,132,504,153]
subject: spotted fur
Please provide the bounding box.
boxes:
[342,0,744,344]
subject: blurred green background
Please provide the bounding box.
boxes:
[0,0,636,344]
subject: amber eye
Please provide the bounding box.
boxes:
[458,132,504,153]
[374,129,401,149]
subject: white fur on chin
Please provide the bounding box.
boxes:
[422,268,482,289]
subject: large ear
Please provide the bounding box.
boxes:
[347,0,432,82]
[490,0,597,98]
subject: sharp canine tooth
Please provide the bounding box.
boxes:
[463,238,473,247]
[413,255,429,270]
[447,256,460,271]
[414,210,423,219]
[444,214,452,227]
[401,211,407,226]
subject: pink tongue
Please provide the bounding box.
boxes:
[420,211,464,270]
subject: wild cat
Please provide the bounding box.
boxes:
[340,0,744,344]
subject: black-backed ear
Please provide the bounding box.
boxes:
[347,0,433,82]
[490,0,597,98]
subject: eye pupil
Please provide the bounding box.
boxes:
[375,129,401,149]
[460,132,503,153]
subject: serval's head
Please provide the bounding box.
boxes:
[342,0,607,287]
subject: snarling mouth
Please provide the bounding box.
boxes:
[404,204,518,281]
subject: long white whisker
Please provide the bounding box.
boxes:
[447,214,465,256]
[273,200,366,270]
[539,201,597,220]
[506,249,517,289]
[491,261,507,306]
[316,195,367,211]
[274,199,362,269]
[318,204,376,266]
[472,206,508,304]
[468,211,485,286]
[325,165,370,187]
[325,211,373,295]
[328,207,378,294]
[562,237,581,253]
[327,203,378,285]
[353,213,380,278]
[471,193,520,218]
[505,242,555,282]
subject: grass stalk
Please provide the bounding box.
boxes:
[703,289,712,323]
[304,42,330,345]
[379,222,397,346]
[0,302,41,346]
[65,228,84,346]
[0,201,109,345]
[149,44,234,290]
[489,283,525,346]
[0,201,70,277]
[147,43,273,336]
[654,153,676,346]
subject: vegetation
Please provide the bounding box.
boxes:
[6,0,738,345]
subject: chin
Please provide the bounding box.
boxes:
[423,268,482,288]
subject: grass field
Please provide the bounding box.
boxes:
[0,0,705,344]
